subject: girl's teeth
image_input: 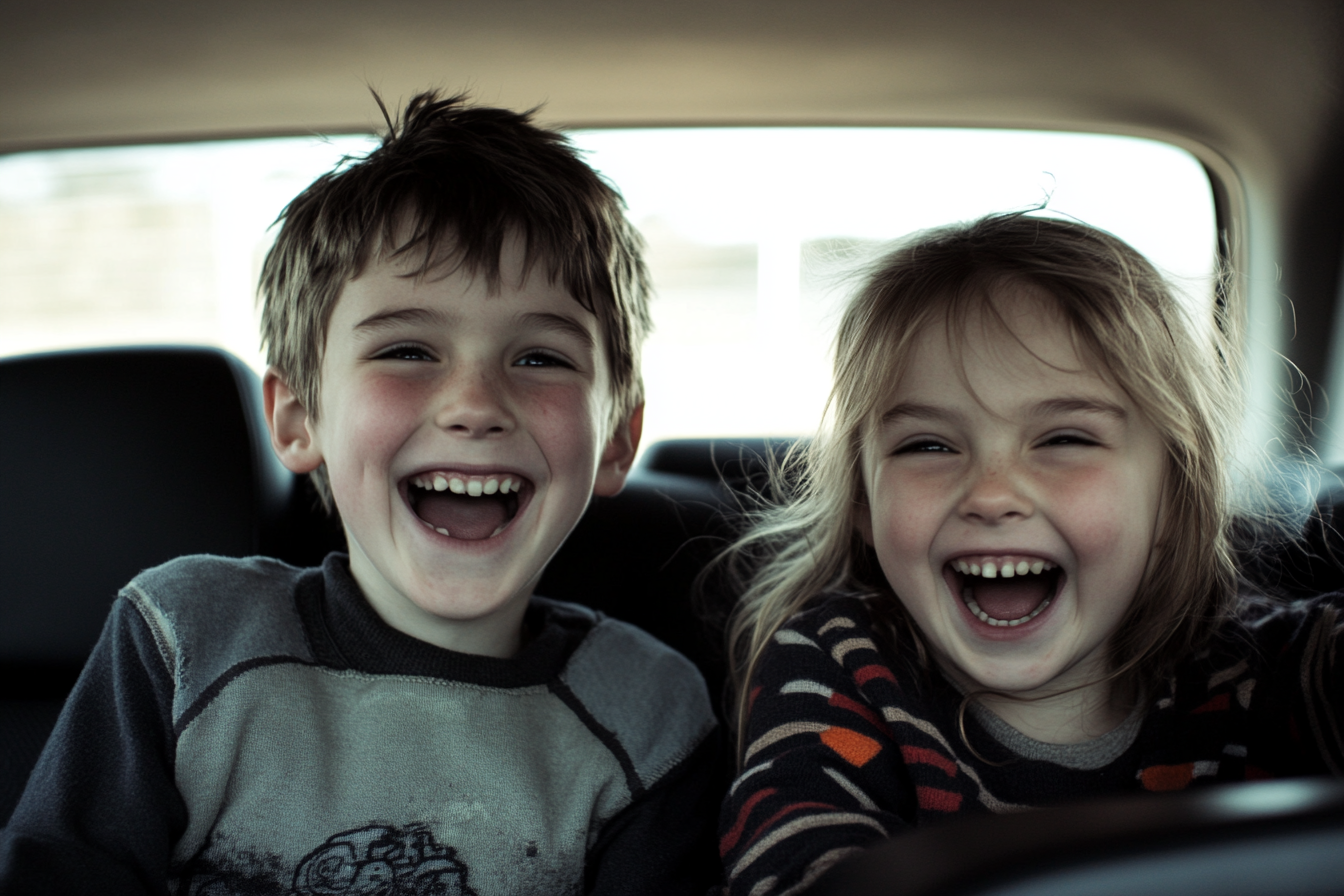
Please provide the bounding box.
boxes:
[953,558,1056,578]
[467,480,483,497]
[484,479,499,495]
[963,590,1052,626]
[449,478,466,494]
[433,474,448,492]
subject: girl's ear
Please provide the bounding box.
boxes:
[594,403,644,497]
[263,368,324,474]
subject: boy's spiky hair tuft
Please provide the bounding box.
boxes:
[259,90,652,509]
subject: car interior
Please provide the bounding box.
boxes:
[3,0,1344,891]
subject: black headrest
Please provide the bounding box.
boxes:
[0,346,297,664]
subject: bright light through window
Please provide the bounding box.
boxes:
[0,129,1215,449]
[570,129,1216,447]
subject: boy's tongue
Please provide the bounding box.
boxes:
[968,576,1051,620]
[416,493,509,541]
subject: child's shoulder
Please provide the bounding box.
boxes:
[756,592,899,687]
[537,596,718,784]
[116,553,317,684]
[776,592,882,643]
[121,553,312,629]
[127,552,307,594]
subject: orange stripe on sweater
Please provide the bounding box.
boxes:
[820,726,882,767]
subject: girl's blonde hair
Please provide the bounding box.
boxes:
[724,212,1248,755]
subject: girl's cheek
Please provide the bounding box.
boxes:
[1044,465,1146,554]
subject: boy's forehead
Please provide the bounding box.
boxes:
[319,249,602,372]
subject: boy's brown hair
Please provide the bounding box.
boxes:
[259,90,652,508]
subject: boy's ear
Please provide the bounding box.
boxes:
[593,403,644,497]
[263,368,324,474]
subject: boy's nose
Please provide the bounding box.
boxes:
[958,461,1033,524]
[433,366,516,437]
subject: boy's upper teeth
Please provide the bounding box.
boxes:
[412,474,519,495]
[953,557,1055,578]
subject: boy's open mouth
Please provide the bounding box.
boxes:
[405,472,527,541]
[947,556,1062,627]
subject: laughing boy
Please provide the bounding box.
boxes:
[1,92,720,895]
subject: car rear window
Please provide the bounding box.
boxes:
[0,129,1215,447]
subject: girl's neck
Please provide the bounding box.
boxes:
[944,668,1136,745]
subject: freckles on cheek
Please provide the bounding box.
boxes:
[1052,470,1142,554]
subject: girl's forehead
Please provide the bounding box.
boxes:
[879,287,1120,414]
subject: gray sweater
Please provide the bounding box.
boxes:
[1,554,721,895]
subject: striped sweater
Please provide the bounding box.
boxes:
[719,593,1344,896]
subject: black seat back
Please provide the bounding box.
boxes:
[0,346,315,823]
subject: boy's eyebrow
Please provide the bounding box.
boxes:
[515,311,597,350]
[352,306,448,332]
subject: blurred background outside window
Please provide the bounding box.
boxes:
[0,129,1215,450]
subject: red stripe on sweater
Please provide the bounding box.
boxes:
[1139,763,1194,792]
[916,786,963,812]
[900,745,958,778]
[829,692,886,733]
[719,787,777,855]
[855,664,897,686]
[744,801,839,851]
[1192,693,1230,714]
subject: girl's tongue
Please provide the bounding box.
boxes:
[968,576,1053,620]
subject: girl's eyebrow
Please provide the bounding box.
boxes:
[1031,397,1128,420]
[879,402,956,426]
[879,396,1127,427]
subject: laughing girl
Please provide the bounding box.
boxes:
[718,213,1344,895]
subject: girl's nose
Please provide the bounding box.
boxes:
[433,365,516,437]
[958,461,1033,524]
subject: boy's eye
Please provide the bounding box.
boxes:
[373,343,435,362]
[514,350,574,369]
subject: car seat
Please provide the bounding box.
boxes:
[0,346,334,823]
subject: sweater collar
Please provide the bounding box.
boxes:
[294,553,596,688]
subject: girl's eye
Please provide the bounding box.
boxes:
[374,344,435,362]
[514,350,574,369]
[1042,432,1100,447]
[895,439,954,455]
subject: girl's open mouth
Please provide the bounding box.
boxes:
[946,556,1063,627]
[405,472,527,541]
